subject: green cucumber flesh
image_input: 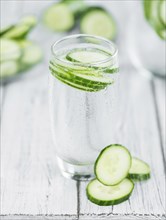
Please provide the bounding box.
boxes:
[3,25,32,39]
[144,0,152,20]
[18,39,33,48]
[0,61,19,78]
[66,48,110,63]
[21,43,43,66]
[128,157,151,181]
[50,62,113,86]
[66,49,119,74]
[80,9,116,40]
[49,65,107,91]
[86,178,134,206]
[20,15,37,26]
[144,0,166,40]
[159,0,166,27]
[51,71,105,92]
[0,25,14,36]
[3,16,36,39]
[0,38,21,62]
[74,73,114,85]
[95,144,131,186]
[43,3,74,32]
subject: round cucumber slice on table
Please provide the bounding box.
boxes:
[0,38,21,62]
[86,178,134,206]
[43,3,74,32]
[128,157,151,181]
[0,61,19,78]
[80,7,116,40]
[95,144,131,186]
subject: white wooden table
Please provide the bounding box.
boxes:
[1,1,166,220]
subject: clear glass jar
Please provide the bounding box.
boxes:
[127,1,165,78]
[49,34,119,180]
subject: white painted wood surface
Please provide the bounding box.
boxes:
[0,1,166,220]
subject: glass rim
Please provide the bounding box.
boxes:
[51,34,118,67]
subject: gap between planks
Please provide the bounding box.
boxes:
[0,213,166,220]
[151,79,166,170]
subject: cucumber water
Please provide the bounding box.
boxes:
[49,35,119,180]
[50,42,118,92]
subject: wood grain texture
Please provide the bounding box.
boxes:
[1,1,166,219]
[153,79,166,161]
[0,76,77,217]
[79,68,166,219]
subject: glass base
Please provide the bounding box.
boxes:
[56,156,95,181]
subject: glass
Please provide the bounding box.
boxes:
[127,1,165,78]
[49,34,119,180]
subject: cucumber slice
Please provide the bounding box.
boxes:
[86,178,134,206]
[143,0,152,21]
[49,64,107,92]
[50,62,114,87]
[0,25,14,36]
[18,39,33,48]
[66,48,110,63]
[51,70,105,92]
[66,48,118,74]
[21,43,43,66]
[80,8,116,40]
[128,157,151,181]
[2,15,37,39]
[159,0,166,27]
[0,38,21,62]
[158,29,166,39]
[62,0,88,18]
[43,3,74,32]
[20,15,37,27]
[0,61,19,78]
[95,144,131,186]
[144,0,166,40]
[73,73,114,85]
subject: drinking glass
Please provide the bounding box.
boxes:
[49,34,119,180]
[127,1,165,78]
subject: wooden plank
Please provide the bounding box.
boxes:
[0,75,77,217]
[152,78,166,160]
[79,68,166,219]
[0,215,76,220]
[1,213,165,220]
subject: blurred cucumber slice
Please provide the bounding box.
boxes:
[0,25,14,36]
[20,15,37,26]
[2,15,37,39]
[0,61,19,78]
[21,42,43,66]
[159,0,166,27]
[144,0,166,40]
[80,7,116,40]
[43,3,74,32]
[0,38,21,61]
